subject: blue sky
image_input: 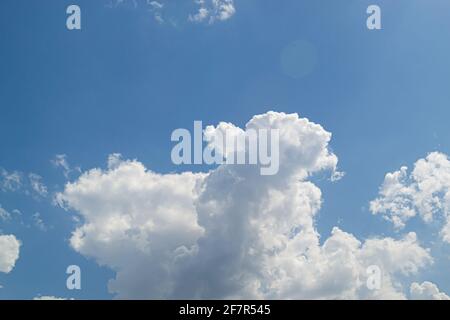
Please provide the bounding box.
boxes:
[1,0,450,299]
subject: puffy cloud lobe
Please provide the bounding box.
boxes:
[0,235,21,273]
[56,155,205,298]
[410,281,450,300]
[370,152,450,243]
[204,112,342,178]
[0,168,22,192]
[258,229,431,299]
[58,112,433,299]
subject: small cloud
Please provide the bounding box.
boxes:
[189,6,209,23]
[331,170,345,182]
[370,152,450,243]
[1,167,50,200]
[0,205,11,222]
[51,154,81,179]
[32,212,47,232]
[148,1,164,23]
[0,206,23,225]
[0,168,22,192]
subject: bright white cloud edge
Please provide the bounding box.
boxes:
[0,234,21,274]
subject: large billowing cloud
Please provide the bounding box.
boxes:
[57,112,438,299]
[370,152,450,243]
[0,235,21,274]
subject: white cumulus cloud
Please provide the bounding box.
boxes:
[58,112,434,299]
[370,152,450,243]
[0,234,21,274]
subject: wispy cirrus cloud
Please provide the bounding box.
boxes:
[51,154,81,180]
[0,168,22,192]
[28,173,48,198]
[1,167,48,199]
